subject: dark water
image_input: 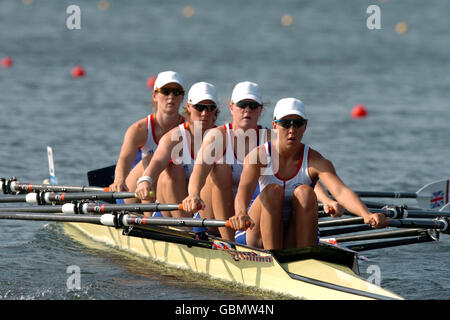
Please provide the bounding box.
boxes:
[0,0,449,300]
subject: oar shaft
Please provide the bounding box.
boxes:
[0,191,137,204]
[387,218,449,233]
[328,228,426,243]
[0,206,63,213]
[0,212,232,229]
[319,217,364,227]
[0,202,198,214]
[44,192,136,203]
[0,194,28,203]
[82,203,182,214]
[373,207,450,219]
[4,180,107,194]
[120,216,228,228]
[347,235,434,252]
[0,212,102,224]
[355,191,417,198]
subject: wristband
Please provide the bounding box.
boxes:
[137,176,152,187]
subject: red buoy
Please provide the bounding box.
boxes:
[1,56,13,68]
[71,65,85,78]
[351,104,368,118]
[146,75,157,90]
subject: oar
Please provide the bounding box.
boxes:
[386,218,449,233]
[0,191,148,204]
[321,229,439,251]
[346,234,436,252]
[0,179,108,194]
[355,179,449,210]
[319,206,450,228]
[0,212,241,229]
[323,228,428,243]
[0,202,201,215]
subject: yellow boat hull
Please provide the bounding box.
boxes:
[62,222,403,300]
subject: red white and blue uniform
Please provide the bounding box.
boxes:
[218,123,267,195]
[258,141,314,223]
[235,141,316,245]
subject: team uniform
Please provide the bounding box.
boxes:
[218,123,266,195]
[117,114,183,205]
[212,123,267,241]
[235,141,316,245]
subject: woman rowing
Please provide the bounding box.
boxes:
[181,81,270,241]
[181,83,341,240]
[134,82,219,217]
[109,71,185,201]
[228,98,386,249]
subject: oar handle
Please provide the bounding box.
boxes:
[176,203,203,211]
[224,220,251,229]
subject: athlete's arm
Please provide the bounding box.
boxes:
[135,128,180,201]
[309,149,386,228]
[110,119,147,192]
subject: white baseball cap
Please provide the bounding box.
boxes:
[273,98,308,120]
[231,81,262,105]
[153,71,184,90]
[187,82,218,105]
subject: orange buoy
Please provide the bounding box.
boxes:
[1,56,13,68]
[146,75,157,90]
[351,104,368,118]
[71,65,85,78]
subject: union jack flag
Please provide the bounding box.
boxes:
[430,191,444,209]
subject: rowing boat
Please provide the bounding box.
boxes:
[3,175,449,300]
[61,218,402,300]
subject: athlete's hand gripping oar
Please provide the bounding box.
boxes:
[355,179,449,210]
[181,195,206,214]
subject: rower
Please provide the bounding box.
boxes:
[228,98,387,249]
[109,71,185,202]
[135,82,219,217]
[181,81,269,241]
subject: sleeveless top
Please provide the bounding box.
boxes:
[258,142,314,222]
[218,123,266,195]
[139,114,159,158]
[174,123,195,179]
[139,114,185,159]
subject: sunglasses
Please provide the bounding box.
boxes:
[155,87,185,96]
[274,118,307,129]
[235,101,262,110]
[192,103,217,112]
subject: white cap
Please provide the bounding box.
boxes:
[153,71,184,90]
[231,81,262,105]
[273,98,308,120]
[187,82,218,105]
